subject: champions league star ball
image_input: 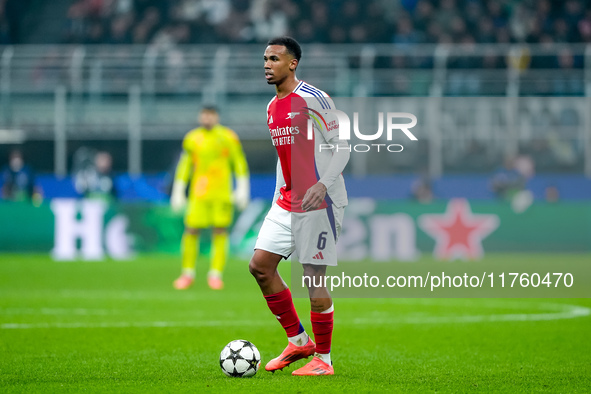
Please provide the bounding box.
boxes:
[219,340,261,377]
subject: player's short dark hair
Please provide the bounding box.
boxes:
[201,105,218,114]
[267,36,302,62]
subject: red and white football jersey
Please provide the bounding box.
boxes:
[266,81,349,213]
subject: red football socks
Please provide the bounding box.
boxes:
[264,288,304,337]
[311,310,334,354]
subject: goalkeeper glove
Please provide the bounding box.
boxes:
[170,180,187,212]
[233,176,250,211]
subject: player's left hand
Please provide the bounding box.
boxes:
[301,182,327,211]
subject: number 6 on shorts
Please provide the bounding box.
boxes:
[317,231,327,250]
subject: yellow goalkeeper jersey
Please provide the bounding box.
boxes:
[175,124,249,201]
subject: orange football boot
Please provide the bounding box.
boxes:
[292,354,334,376]
[173,274,194,290]
[207,275,224,290]
[265,338,316,372]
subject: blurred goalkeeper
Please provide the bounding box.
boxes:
[170,106,250,290]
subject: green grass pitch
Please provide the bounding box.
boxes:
[1,254,590,392]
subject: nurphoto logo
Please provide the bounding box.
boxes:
[305,109,418,153]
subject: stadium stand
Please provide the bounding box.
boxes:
[1,0,590,46]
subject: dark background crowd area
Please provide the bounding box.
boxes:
[1,0,591,46]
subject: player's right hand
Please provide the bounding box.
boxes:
[170,180,187,212]
[233,176,250,211]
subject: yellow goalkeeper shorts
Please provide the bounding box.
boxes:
[185,199,234,229]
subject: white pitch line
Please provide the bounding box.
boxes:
[0,320,263,330]
[353,305,591,325]
[1,308,114,316]
[2,304,589,330]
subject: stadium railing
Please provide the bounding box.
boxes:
[0,43,590,177]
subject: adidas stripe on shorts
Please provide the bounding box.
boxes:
[254,203,345,266]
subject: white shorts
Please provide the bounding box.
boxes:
[254,203,345,266]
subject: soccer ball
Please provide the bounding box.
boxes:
[219,340,261,377]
